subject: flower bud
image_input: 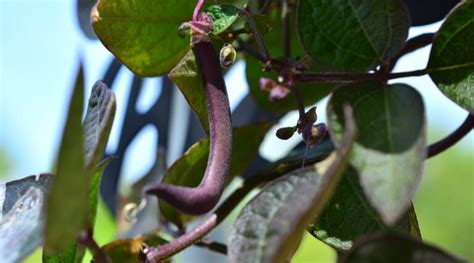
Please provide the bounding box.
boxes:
[220,43,237,68]
[259,77,276,92]
[304,106,317,123]
[269,84,290,101]
[302,123,327,146]
[178,22,191,38]
[276,126,296,140]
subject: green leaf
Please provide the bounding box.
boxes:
[310,168,421,252]
[327,82,426,225]
[44,73,116,261]
[428,1,474,112]
[74,159,114,262]
[91,0,246,77]
[102,235,169,263]
[44,66,87,254]
[341,232,464,263]
[297,0,409,71]
[245,10,334,113]
[160,123,272,228]
[228,107,356,263]
[92,0,195,76]
[0,174,52,262]
[206,4,241,35]
[169,50,209,134]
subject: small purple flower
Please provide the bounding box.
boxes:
[269,84,290,101]
[259,77,276,92]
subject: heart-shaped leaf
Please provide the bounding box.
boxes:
[0,174,51,262]
[92,0,195,76]
[228,107,356,263]
[160,123,272,228]
[92,1,246,77]
[327,82,426,225]
[297,0,409,71]
[310,168,421,252]
[341,232,464,263]
[428,1,474,113]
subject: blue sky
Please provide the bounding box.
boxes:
[0,0,472,182]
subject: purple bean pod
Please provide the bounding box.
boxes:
[144,40,232,215]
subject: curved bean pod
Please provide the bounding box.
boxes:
[144,41,232,215]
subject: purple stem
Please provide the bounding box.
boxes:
[192,0,205,23]
[144,41,232,215]
[145,214,218,262]
[427,113,473,158]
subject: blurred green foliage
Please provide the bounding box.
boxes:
[0,149,10,178]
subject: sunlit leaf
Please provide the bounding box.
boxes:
[428,1,474,112]
[92,0,195,76]
[327,82,426,224]
[206,4,241,35]
[92,0,246,76]
[160,123,272,228]
[297,0,409,71]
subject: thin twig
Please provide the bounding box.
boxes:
[280,0,305,119]
[236,41,266,62]
[296,68,429,84]
[387,68,428,79]
[427,114,474,158]
[145,214,218,262]
[241,7,271,62]
[296,71,379,83]
[294,86,305,118]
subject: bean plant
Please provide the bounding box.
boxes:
[1,0,473,262]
